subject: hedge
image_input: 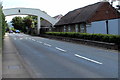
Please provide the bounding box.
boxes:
[45,32,120,44]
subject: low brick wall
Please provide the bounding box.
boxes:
[41,35,119,51]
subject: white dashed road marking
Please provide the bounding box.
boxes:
[32,39,35,41]
[55,47,67,52]
[74,54,103,65]
[38,41,42,43]
[44,43,52,47]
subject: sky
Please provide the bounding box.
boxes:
[1,0,119,22]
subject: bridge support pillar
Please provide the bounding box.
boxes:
[37,16,41,35]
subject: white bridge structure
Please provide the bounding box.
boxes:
[3,8,58,34]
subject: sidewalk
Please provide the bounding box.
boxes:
[2,33,31,78]
[0,48,2,79]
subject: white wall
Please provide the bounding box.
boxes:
[87,19,120,35]
[108,19,119,35]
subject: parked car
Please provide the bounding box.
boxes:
[15,30,20,33]
[9,30,13,33]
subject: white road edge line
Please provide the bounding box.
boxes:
[74,54,103,65]
[44,43,51,47]
[55,47,67,52]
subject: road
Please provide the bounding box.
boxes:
[8,33,118,78]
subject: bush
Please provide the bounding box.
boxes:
[45,32,120,44]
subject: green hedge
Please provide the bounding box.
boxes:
[45,32,120,44]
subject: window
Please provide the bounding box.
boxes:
[68,26,71,32]
[86,23,91,27]
[75,24,78,32]
[49,28,52,31]
[64,26,66,32]
[80,24,85,33]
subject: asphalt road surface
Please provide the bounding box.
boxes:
[8,33,118,78]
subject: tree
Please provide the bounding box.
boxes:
[23,16,32,28]
[10,15,43,35]
[11,16,23,31]
[23,16,33,34]
[0,7,7,38]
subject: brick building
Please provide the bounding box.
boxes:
[54,2,120,35]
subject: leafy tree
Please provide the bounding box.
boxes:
[31,16,37,28]
[10,15,45,35]
[11,16,23,31]
[23,16,32,28]
[0,6,2,51]
[0,7,2,37]
[0,7,7,38]
[23,16,33,34]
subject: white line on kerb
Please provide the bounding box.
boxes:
[74,54,103,65]
[55,47,67,52]
[44,43,51,47]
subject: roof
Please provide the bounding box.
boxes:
[41,20,52,27]
[53,14,63,20]
[55,2,108,26]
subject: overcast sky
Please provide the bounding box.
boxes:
[1,0,118,22]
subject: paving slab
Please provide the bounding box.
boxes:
[2,33,31,78]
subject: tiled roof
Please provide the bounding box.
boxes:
[55,2,108,26]
[41,20,52,27]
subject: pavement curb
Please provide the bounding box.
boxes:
[9,36,38,78]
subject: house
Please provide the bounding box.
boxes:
[54,2,120,35]
[40,14,63,34]
[53,14,63,22]
[40,19,52,34]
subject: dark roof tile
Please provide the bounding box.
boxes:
[55,2,104,26]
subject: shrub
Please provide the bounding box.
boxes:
[45,32,120,44]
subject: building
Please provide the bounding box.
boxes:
[40,19,52,34]
[53,14,63,22]
[54,2,120,35]
[40,14,63,34]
